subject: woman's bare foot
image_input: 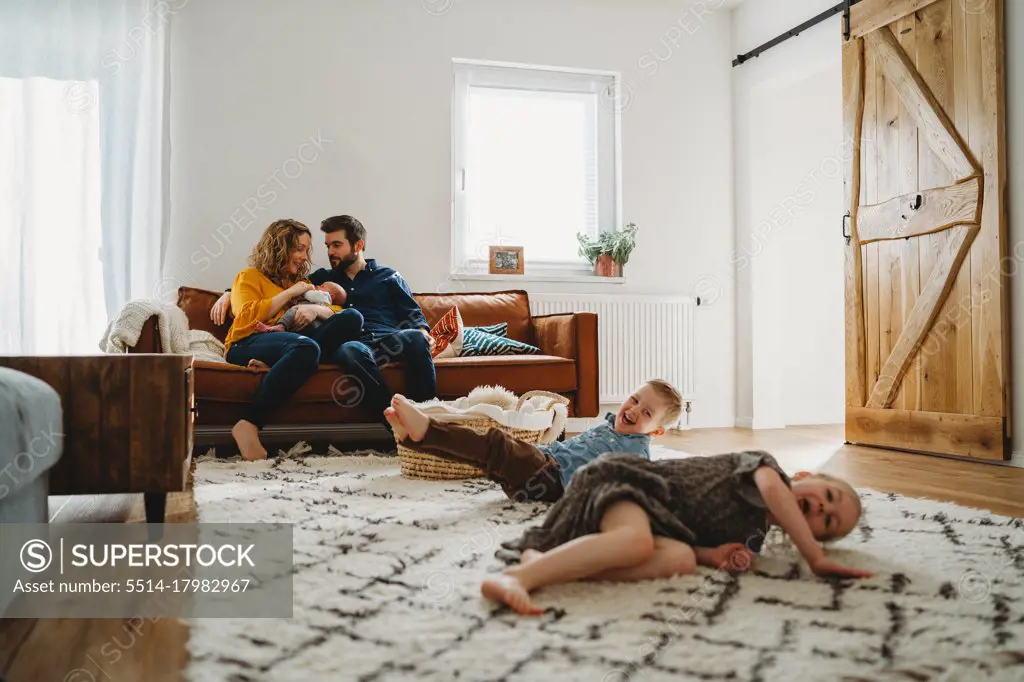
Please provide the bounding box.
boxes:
[519,549,544,565]
[390,395,429,442]
[231,420,268,461]
[247,359,270,370]
[481,574,543,616]
[384,407,407,441]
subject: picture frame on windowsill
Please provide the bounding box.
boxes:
[489,246,524,275]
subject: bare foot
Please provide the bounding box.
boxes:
[231,420,268,461]
[390,395,429,442]
[247,359,269,370]
[384,407,407,441]
[519,549,544,565]
[481,574,543,616]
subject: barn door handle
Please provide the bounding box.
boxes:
[842,211,852,245]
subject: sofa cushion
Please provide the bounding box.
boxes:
[460,328,540,356]
[428,305,463,359]
[413,291,534,344]
[194,355,576,405]
[178,286,232,342]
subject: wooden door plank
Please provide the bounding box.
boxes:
[864,27,978,181]
[847,405,1004,460]
[950,0,975,416]
[896,14,920,411]
[850,0,942,39]
[972,1,1008,418]
[876,24,902,403]
[843,37,867,408]
[867,224,978,408]
[857,177,981,243]
[863,40,881,400]
[917,0,960,414]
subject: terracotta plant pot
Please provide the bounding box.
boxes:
[594,254,622,277]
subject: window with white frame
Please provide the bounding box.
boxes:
[451,60,620,274]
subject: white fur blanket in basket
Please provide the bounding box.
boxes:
[411,386,568,445]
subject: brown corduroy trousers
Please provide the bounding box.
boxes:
[401,419,564,502]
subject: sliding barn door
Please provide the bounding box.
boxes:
[842,0,1009,460]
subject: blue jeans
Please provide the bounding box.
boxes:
[329,328,437,416]
[225,310,364,428]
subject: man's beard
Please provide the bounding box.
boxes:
[330,256,357,270]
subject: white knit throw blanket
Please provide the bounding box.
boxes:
[99,298,227,363]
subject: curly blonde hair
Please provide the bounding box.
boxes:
[249,219,312,286]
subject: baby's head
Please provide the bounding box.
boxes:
[790,472,861,541]
[317,281,347,306]
[613,379,683,436]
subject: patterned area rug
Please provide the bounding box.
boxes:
[186,447,1024,682]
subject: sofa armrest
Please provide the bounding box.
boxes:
[533,312,599,417]
[127,315,162,354]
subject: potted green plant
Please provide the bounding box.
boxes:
[577,223,638,277]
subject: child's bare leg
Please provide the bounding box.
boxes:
[587,537,697,582]
[390,394,429,441]
[482,501,655,614]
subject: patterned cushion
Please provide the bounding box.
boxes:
[460,328,540,357]
[429,306,464,359]
[471,322,507,337]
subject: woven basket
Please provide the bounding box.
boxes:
[398,390,569,481]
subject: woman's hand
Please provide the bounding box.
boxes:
[810,556,873,579]
[287,281,315,298]
[290,305,320,331]
[210,291,233,325]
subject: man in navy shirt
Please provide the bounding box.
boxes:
[211,215,437,417]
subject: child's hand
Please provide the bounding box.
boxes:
[709,543,755,574]
[810,556,873,579]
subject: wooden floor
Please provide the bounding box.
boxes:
[2,424,1022,681]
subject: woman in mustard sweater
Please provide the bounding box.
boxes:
[225,219,363,460]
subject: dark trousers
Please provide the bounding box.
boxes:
[331,328,437,416]
[403,420,564,502]
[225,310,364,428]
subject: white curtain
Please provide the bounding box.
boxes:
[0,0,170,354]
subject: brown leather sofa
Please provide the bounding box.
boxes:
[128,286,599,452]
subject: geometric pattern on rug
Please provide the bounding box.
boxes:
[187,448,1024,682]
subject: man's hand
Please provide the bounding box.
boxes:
[211,291,232,325]
[291,305,320,331]
[810,556,873,579]
[420,328,435,352]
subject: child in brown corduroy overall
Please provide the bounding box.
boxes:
[384,380,684,503]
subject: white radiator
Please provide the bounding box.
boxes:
[529,294,695,405]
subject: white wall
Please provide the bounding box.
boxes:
[166,0,736,427]
[731,0,846,427]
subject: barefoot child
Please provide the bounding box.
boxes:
[385,380,683,502]
[479,452,870,615]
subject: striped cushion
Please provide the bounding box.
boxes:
[459,328,540,357]
[471,322,507,337]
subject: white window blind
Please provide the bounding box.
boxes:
[452,61,620,273]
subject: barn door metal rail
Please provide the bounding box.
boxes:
[732,0,863,67]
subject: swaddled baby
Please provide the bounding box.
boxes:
[255,281,348,333]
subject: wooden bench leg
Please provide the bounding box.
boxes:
[144,493,167,524]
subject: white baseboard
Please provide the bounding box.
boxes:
[1011,451,1024,468]
[735,417,753,429]
[566,417,601,433]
